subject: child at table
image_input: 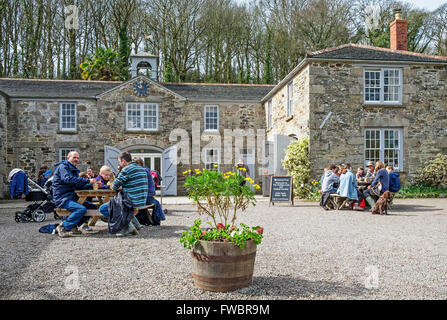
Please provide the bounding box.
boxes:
[95,166,115,189]
[356,167,366,180]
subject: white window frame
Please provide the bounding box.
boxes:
[204,105,219,132]
[364,128,403,170]
[125,103,159,132]
[59,148,78,162]
[287,82,293,117]
[267,99,273,129]
[59,103,77,131]
[363,68,402,105]
[203,147,220,171]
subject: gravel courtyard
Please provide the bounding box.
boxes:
[1,198,446,300]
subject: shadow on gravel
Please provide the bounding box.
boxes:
[82,225,188,240]
[247,276,367,299]
[391,204,444,213]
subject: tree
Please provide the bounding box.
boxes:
[263,27,273,84]
[282,138,312,199]
[80,47,123,81]
[118,23,131,80]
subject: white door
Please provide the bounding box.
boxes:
[162,145,177,196]
[104,145,122,176]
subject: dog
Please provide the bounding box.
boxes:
[371,190,391,215]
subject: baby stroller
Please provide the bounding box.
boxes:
[14,177,56,223]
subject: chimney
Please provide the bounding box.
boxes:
[390,8,408,51]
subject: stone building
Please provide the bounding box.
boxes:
[0,67,273,197]
[1,12,446,198]
[263,12,447,183]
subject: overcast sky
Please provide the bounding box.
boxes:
[234,0,446,12]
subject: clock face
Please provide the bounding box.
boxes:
[133,79,149,97]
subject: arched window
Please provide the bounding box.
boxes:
[137,61,152,77]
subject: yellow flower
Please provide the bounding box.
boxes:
[182,171,188,175]
[214,164,218,168]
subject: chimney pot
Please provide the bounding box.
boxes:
[394,8,402,20]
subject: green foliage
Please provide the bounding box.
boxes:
[282,138,312,199]
[263,29,273,84]
[80,48,124,81]
[164,59,175,82]
[179,219,264,250]
[414,154,447,188]
[396,185,447,198]
[180,168,262,250]
[118,24,131,80]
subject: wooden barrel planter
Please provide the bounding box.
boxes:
[190,239,257,292]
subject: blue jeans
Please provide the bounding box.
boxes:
[99,202,109,218]
[61,200,97,231]
[147,196,165,225]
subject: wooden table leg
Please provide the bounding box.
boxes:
[89,216,100,226]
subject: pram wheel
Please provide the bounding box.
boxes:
[15,212,22,223]
[32,209,46,223]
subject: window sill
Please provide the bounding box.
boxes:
[363,104,404,108]
[57,130,78,135]
[125,130,160,134]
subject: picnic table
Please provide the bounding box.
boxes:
[55,189,155,226]
[55,189,117,226]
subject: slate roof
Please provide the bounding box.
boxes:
[307,44,447,64]
[0,78,121,99]
[162,83,274,101]
[0,78,274,101]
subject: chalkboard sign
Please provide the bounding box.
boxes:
[269,176,294,206]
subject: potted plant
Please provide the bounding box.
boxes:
[179,167,264,292]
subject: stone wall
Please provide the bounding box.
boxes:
[308,61,447,184]
[0,93,8,198]
[266,65,311,142]
[0,78,266,198]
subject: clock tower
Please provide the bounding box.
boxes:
[130,52,159,81]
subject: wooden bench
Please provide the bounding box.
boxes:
[328,194,351,210]
[55,204,155,226]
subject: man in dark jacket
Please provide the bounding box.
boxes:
[53,151,98,238]
[133,157,166,226]
[386,166,401,193]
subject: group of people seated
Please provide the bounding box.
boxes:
[52,151,165,238]
[319,160,401,212]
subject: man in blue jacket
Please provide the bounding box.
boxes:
[53,151,98,238]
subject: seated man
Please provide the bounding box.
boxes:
[133,158,166,226]
[363,161,390,209]
[99,152,148,237]
[365,161,375,179]
[337,163,362,210]
[53,151,98,238]
[320,164,340,210]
